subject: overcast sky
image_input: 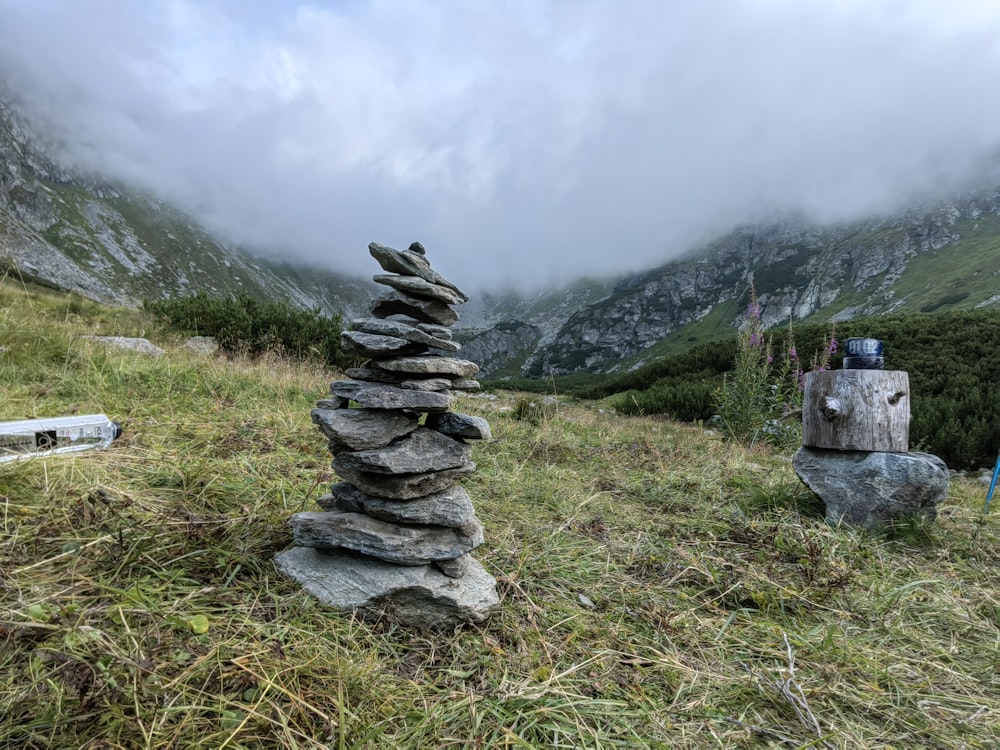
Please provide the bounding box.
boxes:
[2,0,1000,292]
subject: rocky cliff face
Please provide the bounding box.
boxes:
[457,320,542,377]
[0,95,372,313]
[455,278,617,376]
[516,195,1000,376]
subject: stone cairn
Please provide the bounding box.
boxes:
[792,338,949,528]
[276,242,499,629]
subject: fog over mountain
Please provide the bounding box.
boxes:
[2,0,1000,292]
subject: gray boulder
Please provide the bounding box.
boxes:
[400,378,456,392]
[793,447,950,528]
[449,379,482,391]
[350,318,460,352]
[319,481,478,528]
[417,323,453,340]
[184,336,218,355]
[328,381,452,412]
[341,330,427,359]
[333,461,476,500]
[344,368,471,391]
[289,510,484,565]
[370,291,459,327]
[316,396,350,410]
[311,408,418,451]
[427,412,492,440]
[344,367,408,384]
[82,336,164,357]
[275,546,498,629]
[373,274,467,306]
[334,428,471,475]
[370,356,480,378]
[434,554,473,579]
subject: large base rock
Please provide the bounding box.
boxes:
[793,447,949,528]
[275,546,499,629]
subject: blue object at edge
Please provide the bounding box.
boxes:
[985,453,1000,513]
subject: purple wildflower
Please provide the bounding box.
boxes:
[828,337,838,354]
[788,346,798,360]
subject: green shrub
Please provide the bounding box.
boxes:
[572,338,735,400]
[145,292,354,369]
[613,376,718,421]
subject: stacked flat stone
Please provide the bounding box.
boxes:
[276,242,499,629]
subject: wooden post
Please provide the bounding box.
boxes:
[802,369,910,452]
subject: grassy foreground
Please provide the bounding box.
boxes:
[1,279,997,749]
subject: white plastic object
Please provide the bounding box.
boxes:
[0,414,122,463]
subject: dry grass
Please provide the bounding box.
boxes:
[1,278,998,748]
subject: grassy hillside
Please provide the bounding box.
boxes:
[1,277,997,748]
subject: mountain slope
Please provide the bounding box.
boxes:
[0,95,373,314]
[468,196,1000,377]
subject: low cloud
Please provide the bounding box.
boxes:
[3,0,1000,291]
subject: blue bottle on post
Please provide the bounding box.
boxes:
[0,414,122,463]
[843,338,885,370]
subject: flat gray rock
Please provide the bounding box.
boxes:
[275,546,498,629]
[368,242,469,302]
[371,356,480,378]
[373,274,467,306]
[319,481,478,528]
[341,330,427,359]
[83,336,164,357]
[370,291,459,327]
[311,408,418,451]
[350,318,459,352]
[316,396,350,409]
[334,428,471,475]
[417,323,453,341]
[289,509,484,565]
[184,336,218,355]
[328,381,452,412]
[333,461,476,500]
[793,447,950,528]
[343,369,473,392]
[434,554,473,579]
[427,412,492,440]
[344,367,408,384]
[400,378,455,392]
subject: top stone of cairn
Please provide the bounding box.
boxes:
[369,242,469,304]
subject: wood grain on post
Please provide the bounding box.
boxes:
[802,370,910,452]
